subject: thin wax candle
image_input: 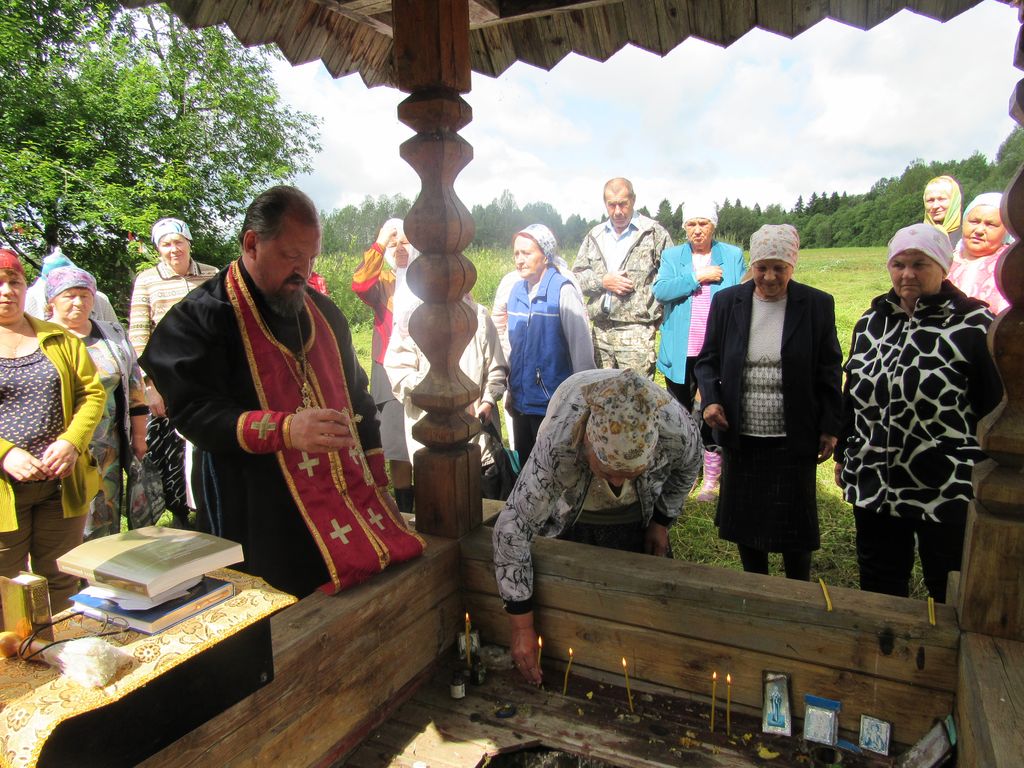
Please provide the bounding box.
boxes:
[726,673,732,736]
[622,657,634,713]
[537,635,543,668]
[562,647,574,696]
[710,671,718,732]
[464,612,472,669]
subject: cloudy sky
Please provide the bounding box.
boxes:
[273,1,1019,222]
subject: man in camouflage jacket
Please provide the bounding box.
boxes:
[572,177,673,377]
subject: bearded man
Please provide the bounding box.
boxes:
[141,186,423,597]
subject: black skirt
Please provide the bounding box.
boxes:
[716,435,820,552]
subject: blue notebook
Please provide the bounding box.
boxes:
[72,576,234,634]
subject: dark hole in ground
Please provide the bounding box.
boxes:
[486,747,624,767]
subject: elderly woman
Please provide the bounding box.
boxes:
[46,267,148,539]
[128,217,217,528]
[836,224,1003,601]
[384,295,508,498]
[695,225,843,581]
[947,193,1011,315]
[653,203,745,500]
[493,369,703,684]
[352,219,418,512]
[0,250,105,609]
[506,224,595,466]
[922,175,962,248]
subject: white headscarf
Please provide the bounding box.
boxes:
[388,219,422,339]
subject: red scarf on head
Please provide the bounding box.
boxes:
[226,262,424,593]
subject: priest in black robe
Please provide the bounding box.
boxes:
[141,186,424,598]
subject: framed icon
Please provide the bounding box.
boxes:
[859,714,892,755]
[803,694,841,746]
[762,671,792,736]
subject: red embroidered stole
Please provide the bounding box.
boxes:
[226,262,424,593]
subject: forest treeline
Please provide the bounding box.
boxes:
[321,127,1024,255]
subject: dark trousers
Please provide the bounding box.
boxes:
[664,356,700,413]
[854,507,967,602]
[737,544,812,581]
[511,413,546,469]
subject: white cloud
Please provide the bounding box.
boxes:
[275,1,1020,222]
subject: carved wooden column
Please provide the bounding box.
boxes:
[393,0,482,538]
[956,15,1024,638]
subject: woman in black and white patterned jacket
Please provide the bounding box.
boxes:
[836,224,1003,602]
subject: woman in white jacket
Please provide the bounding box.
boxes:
[384,297,509,484]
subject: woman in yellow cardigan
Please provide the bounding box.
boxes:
[0,249,105,610]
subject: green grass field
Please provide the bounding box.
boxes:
[318,244,926,595]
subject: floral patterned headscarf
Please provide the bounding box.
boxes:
[581,370,670,473]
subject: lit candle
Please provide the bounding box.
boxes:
[710,671,718,732]
[622,657,634,713]
[537,635,543,668]
[464,612,472,669]
[726,673,732,736]
[562,647,574,696]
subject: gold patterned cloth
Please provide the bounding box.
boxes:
[0,569,295,768]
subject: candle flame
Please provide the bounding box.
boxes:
[621,656,627,669]
[538,636,543,648]
[713,671,717,681]
[726,673,732,684]
[568,647,573,657]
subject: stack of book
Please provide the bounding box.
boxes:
[57,527,244,634]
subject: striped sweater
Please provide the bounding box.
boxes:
[128,259,218,358]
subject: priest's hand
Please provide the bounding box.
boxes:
[289,408,358,453]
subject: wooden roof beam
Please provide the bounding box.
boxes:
[472,0,621,27]
[322,0,395,37]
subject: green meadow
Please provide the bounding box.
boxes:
[317,245,925,594]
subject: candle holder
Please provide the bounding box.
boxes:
[457,629,480,662]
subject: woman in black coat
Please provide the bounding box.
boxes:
[695,224,843,580]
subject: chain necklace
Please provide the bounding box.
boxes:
[0,321,34,359]
[294,312,316,411]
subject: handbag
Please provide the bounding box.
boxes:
[126,455,166,529]
[480,419,521,502]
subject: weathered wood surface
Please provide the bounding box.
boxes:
[956,634,1024,768]
[139,535,461,768]
[343,662,764,767]
[119,0,984,86]
[461,527,958,744]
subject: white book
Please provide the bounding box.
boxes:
[79,575,202,610]
[57,527,243,598]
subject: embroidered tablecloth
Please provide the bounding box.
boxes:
[0,569,295,768]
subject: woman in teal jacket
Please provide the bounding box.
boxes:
[653,206,744,499]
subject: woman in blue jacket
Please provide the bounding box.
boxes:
[506,225,595,466]
[653,204,744,499]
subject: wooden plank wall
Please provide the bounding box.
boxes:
[956,633,1024,767]
[461,526,959,746]
[139,535,462,768]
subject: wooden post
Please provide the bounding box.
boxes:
[393,0,482,538]
[956,8,1024,638]
[955,9,1024,766]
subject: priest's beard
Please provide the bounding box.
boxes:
[267,285,307,317]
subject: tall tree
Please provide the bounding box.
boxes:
[0,0,319,310]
